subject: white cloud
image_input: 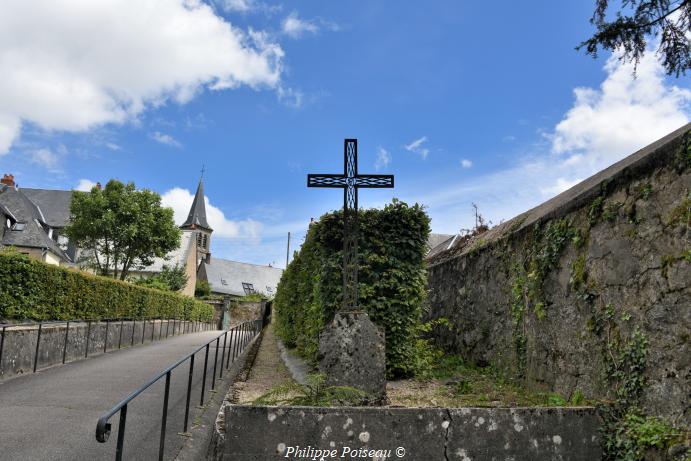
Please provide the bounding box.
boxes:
[412,52,689,234]
[0,0,284,155]
[375,147,391,170]
[161,187,262,240]
[404,136,430,159]
[219,0,252,12]
[460,159,473,168]
[75,179,98,191]
[151,131,182,148]
[551,52,690,169]
[282,11,319,38]
[105,143,121,151]
[215,0,282,15]
[30,148,60,170]
[277,86,304,108]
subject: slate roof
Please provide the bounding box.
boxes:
[21,188,73,228]
[181,180,211,230]
[0,185,70,261]
[199,258,283,297]
[138,231,195,273]
[427,233,454,253]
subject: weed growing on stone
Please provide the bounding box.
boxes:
[253,373,367,407]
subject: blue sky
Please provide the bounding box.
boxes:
[1,0,689,266]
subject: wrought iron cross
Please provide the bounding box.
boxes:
[308,139,394,311]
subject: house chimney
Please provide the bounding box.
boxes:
[1,174,15,187]
[95,182,102,190]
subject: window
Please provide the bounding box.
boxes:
[197,233,203,247]
[266,286,274,294]
[202,234,208,249]
[11,222,25,231]
[221,278,228,286]
[242,282,254,295]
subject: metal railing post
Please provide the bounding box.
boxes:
[152,319,156,342]
[220,332,227,377]
[165,319,170,338]
[104,320,109,353]
[33,322,43,373]
[115,404,128,461]
[172,318,176,336]
[0,325,6,371]
[131,320,135,347]
[183,354,194,432]
[158,371,171,461]
[211,337,219,390]
[118,319,124,349]
[62,321,70,364]
[85,320,91,358]
[142,320,146,344]
[200,344,209,406]
[231,327,238,361]
[226,328,233,369]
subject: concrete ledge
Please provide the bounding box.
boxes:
[223,405,601,460]
[0,319,205,381]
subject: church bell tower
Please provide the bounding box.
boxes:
[180,178,213,265]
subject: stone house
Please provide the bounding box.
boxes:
[0,174,212,297]
[0,174,75,265]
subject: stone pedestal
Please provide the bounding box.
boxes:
[318,311,386,403]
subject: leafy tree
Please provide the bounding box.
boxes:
[579,0,691,76]
[66,180,181,280]
[133,264,188,292]
[195,280,211,298]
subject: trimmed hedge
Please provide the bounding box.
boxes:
[274,200,430,378]
[0,251,213,322]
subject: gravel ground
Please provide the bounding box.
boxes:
[234,323,294,403]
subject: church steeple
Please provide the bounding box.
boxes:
[181,176,213,265]
[181,179,211,231]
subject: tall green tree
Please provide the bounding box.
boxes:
[66,180,181,280]
[579,0,690,76]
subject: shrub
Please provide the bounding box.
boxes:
[274,200,430,378]
[0,250,213,321]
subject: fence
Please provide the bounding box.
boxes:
[95,319,263,461]
[0,317,214,379]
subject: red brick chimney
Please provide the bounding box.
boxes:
[1,174,15,187]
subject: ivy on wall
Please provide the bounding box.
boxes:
[274,200,431,378]
[0,250,213,321]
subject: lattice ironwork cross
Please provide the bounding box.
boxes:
[308,139,394,311]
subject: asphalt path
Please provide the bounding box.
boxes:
[0,328,251,461]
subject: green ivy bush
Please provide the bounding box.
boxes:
[274,200,430,378]
[0,250,213,321]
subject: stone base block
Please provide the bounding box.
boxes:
[318,312,386,402]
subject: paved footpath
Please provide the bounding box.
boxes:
[0,329,248,461]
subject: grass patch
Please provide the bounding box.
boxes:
[388,353,594,408]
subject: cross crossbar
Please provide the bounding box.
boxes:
[307,139,394,311]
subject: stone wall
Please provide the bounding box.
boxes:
[0,319,208,381]
[426,125,690,426]
[221,405,601,460]
[230,301,264,327]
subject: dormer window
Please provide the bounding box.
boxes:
[242,282,254,295]
[11,222,26,231]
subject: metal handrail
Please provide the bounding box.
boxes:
[0,317,213,376]
[95,318,263,461]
